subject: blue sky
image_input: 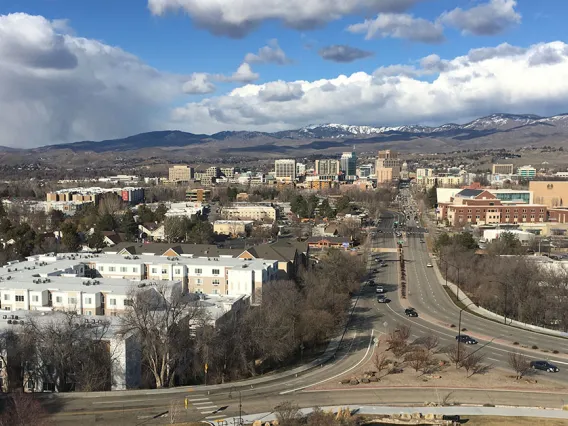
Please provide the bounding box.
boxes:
[1,0,568,146]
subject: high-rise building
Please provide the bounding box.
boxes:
[296,163,306,176]
[169,165,194,183]
[340,152,357,181]
[315,159,340,180]
[492,164,514,175]
[358,164,374,178]
[274,159,297,181]
[517,165,537,179]
[375,150,402,183]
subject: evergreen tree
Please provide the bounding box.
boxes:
[88,228,106,251]
[120,210,139,241]
[61,221,81,252]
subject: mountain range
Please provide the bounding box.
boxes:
[29,113,568,156]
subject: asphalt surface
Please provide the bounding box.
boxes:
[44,205,568,425]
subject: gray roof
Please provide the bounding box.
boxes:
[456,189,484,199]
[104,243,242,257]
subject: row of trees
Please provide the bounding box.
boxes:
[436,231,568,331]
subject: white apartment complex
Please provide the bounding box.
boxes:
[0,252,277,315]
[221,204,277,222]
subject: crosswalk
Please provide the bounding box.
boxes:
[186,395,226,420]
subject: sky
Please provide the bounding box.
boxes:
[1,0,568,147]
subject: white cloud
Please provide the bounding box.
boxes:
[467,42,526,62]
[148,0,424,37]
[258,81,304,102]
[0,13,184,148]
[440,0,521,36]
[244,39,291,64]
[348,13,444,43]
[169,41,568,134]
[219,63,259,83]
[183,73,216,94]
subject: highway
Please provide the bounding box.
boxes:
[44,207,568,425]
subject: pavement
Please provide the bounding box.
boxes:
[215,404,568,425]
[42,205,568,425]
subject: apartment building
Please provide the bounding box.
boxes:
[221,204,277,222]
[220,167,235,178]
[164,202,205,218]
[315,159,340,180]
[169,165,194,183]
[213,220,253,236]
[437,189,547,227]
[274,159,297,181]
[416,168,434,178]
[47,187,144,205]
[416,173,465,189]
[492,164,514,175]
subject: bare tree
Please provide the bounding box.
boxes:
[461,351,491,378]
[386,325,411,358]
[404,348,432,373]
[443,343,466,368]
[119,284,206,388]
[0,391,52,426]
[23,311,115,392]
[508,352,532,379]
[414,334,439,353]
[98,193,124,216]
[274,401,302,426]
[372,352,390,373]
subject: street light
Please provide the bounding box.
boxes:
[457,301,476,368]
[489,279,510,325]
[440,258,461,302]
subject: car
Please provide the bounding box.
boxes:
[377,295,391,303]
[530,360,559,372]
[426,263,433,268]
[372,268,379,273]
[455,334,478,345]
[368,279,375,285]
[404,308,418,317]
[420,240,425,243]
[376,286,385,293]
[381,263,388,268]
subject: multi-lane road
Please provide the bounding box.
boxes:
[46,207,568,425]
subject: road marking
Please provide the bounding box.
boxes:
[188,397,210,401]
[194,401,214,405]
[198,405,218,410]
[206,415,226,419]
[280,330,375,395]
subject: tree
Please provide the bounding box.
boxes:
[48,210,65,231]
[460,351,490,378]
[452,232,478,251]
[319,199,335,219]
[155,203,168,222]
[372,352,390,373]
[164,217,187,243]
[405,348,432,373]
[8,223,36,258]
[290,195,307,218]
[274,401,302,426]
[0,391,51,426]
[444,343,466,367]
[119,284,206,388]
[97,213,116,232]
[508,352,532,379]
[88,228,106,250]
[23,311,114,392]
[413,334,439,353]
[120,210,139,241]
[335,196,351,213]
[386,325,411,357]
[426,185,437,208]
[60,221,81,252]
[136,204,156,224]
[98,193,123,216]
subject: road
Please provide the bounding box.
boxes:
[44,208,568,425]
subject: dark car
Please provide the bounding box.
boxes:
[455,334,478,345]
[377,295,391,303]
[404,308,418,317]
[530,360,559,372]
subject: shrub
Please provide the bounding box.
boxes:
[450,324,456,328]
[553,350,559,354]
[461,328,467,332]
[513,342,519,345]
[531,345,538,350]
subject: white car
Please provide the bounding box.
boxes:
[426,263,433,268]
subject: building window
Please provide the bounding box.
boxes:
[124,299,133,307]
[85,297,92,304]
[109,266,116,272]
[3,307,9,311]
[196,279,203,285]
[86,311,92,316]
[69,297,77,304]
[56,296,62,303]
[99,266,104,272]
[195,268,202,274]
[15,295,24,302]
[161,269,167,274]
[109,298,116,306]
[151,267,157,274]
[133,267,138,273]
[32,295,39,302]
[120,267,127,273]
[213,279,220,285]
[213,289,219,294]
[3,295,9,301]
[175,268,181,275]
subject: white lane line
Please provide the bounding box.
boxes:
[206,415,226,419]
[280,329,375,395]
[193,401,214,405]
[188,397,210,401]
[93,399,147,404]
[198,405,218,410]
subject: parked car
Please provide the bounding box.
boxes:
[530,360,559,372]
[376,286,385,293]
[420,240,425,243]
[404,308,418,317]
[426,263,433,268]
[455,334,478,345]
[377,295,391,303]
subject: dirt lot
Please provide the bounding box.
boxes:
[310,337,568,392]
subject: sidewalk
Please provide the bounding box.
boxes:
[210,404,568,425]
